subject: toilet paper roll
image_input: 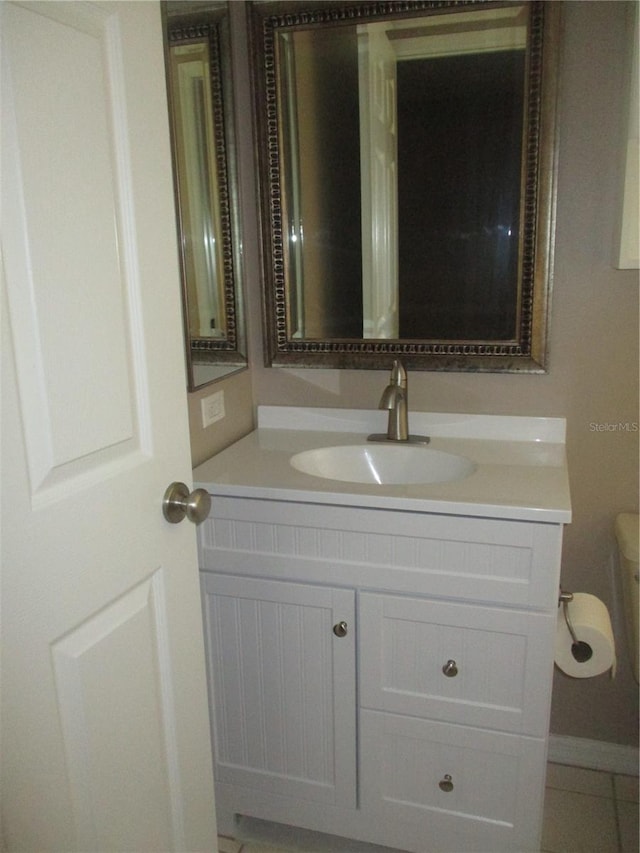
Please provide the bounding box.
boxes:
[555,593,616,678]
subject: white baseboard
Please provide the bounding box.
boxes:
[548,735,639,776]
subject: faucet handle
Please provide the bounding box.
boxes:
[390,359,407,387]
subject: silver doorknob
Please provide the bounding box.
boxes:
[333,621,348,638]
[442,659,458,677]
[163,482,211,525]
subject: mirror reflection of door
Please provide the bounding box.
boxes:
[359,25,399,339]
[281,27,363,340]
[170,43,227,341]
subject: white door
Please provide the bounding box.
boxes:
[358,25,399,339]
[1,2,217,850]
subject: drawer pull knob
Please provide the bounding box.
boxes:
[333,621,348,638]
[439,774,454,793]
[442,659,458,677]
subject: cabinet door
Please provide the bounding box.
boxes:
[201,574,356,807]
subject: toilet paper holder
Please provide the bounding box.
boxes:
[559,590,594,663]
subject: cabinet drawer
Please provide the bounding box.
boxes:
[359,593,555,735]
[360,710,545,853]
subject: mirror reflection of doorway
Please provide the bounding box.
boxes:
[397,49,525,341]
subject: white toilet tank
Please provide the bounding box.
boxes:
[615,513,639,683]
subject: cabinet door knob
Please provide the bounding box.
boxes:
[439,774,454,792]
[442,659,458,677]
[333,621,348,638]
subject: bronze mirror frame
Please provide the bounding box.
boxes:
[249,0,561,372]
[166,3,247,390]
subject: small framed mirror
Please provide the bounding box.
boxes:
[249,0,561,372]
[165,2,247,389]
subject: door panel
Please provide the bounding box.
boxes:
[51,573,176,849]
[1,3,217,850]
[4,1,144,502]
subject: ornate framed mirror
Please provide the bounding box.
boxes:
[249,0,561,371]
[166,2,247,389]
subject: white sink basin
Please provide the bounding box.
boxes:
[290,444,476,485]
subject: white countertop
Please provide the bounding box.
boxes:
[193,407,572,523]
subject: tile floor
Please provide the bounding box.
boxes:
[216,763,639,853]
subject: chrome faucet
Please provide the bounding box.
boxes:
[379,360,409,441]
[367,360,430,444]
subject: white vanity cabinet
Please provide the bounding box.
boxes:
[198,494,565,853]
